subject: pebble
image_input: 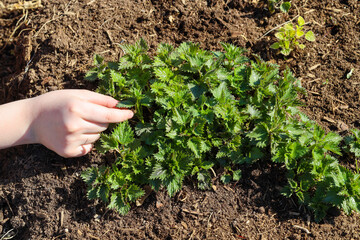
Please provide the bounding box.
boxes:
[259,206,266,214]
[156,201,163,209]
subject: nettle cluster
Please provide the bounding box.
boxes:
[82,39,360,221]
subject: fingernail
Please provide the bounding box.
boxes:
[129,110,134,118]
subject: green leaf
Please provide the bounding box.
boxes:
[305,31,315,42]
[127,184,145,201]
[99,134,118,152]
[324,190,344,206]
[232,169,242,181]
[150,164,167,180]
[201,161,214,170]
[188,83,207,99]
[87,187,98,200]
[289,142,308,159]
[270,42,280,49]
[98,184,110,203]
[247,123,269,148]
[244,105,261,119]
[110,70,126,87]
[197,170,211,190]
[187,138,201,158]
[85,70,98,81]
[249,69,261,87]
[281,185,292,197]
[166,176,182,196]
[280,2,291,13]
[296,28,304,38]
[275,32,285,40]
[81,167,98,185]
[298,16,305,27]
[280,48,292,56]
[221,174,232,184]
[108,193,131,215]
[116,98,136,108]
[298,44,306,49]
[112,121,134,145]
[211,82,231,101]
[94,54,104,65]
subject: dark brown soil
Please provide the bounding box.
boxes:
[1,0,360,239]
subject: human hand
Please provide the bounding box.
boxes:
[29,89,134,158]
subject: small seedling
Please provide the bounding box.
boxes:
[267,0,291,14]
[270,16,315,56]
[346,69,354,79]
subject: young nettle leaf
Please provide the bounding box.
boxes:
[150,163,167,180]
[110,70,126,88]
[117,99,136,108]
[344,129,360,159]
[98,184,110,203]
[187,138,203,158]
[108,192,131,215]
[98,134,118,153]
[197,169,212,190]
[112,121,134,146]
[247,123,269,148]
[94,54,104,66]
[249,69,261,87]
[232,169,242,181]
[126,184,145,202]
[84,69,98,81]
[81,167,99,185]
[87,186,99,200]
[221,174,232,184]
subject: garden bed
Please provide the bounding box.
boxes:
[0,0,359,239]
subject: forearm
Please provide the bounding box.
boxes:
[0,98,37,149]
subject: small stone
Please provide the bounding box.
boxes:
[292,233,302,240]
[259,206,266,214]
[94,214,101,222]
[156,201,163,209]
[337,121,349,131]
[181,221,188,229]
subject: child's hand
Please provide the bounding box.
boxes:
[29,90,134,157]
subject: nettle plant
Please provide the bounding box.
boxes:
[82,39,359,221]
[267,0,291,14]
[271,16,315,56]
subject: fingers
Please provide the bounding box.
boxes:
[77,101,134,123]
[77,90,119,108]
[60,134,100,158]
[81,133,101,145]
[65,118,108,134]
[70,143,94,158]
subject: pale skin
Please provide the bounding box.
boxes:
[0,89,134,158]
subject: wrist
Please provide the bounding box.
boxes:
[17,97,39,145]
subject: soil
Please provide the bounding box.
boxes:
[1,0,360,239]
